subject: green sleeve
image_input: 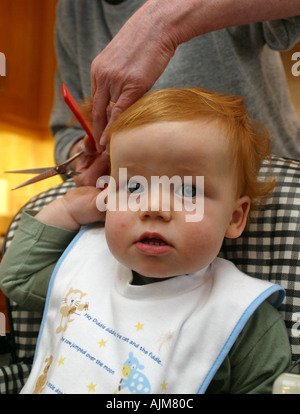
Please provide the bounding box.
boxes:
[206,300,292,394]
[0,210,77,312]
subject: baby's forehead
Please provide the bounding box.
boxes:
[111,120,232,159]
[110,121,236,180]
[111,118,226,144]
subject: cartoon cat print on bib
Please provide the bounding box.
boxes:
[56,287,89,334]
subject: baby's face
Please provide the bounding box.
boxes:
[105,120,249,278]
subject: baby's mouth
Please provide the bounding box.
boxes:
[140,237,168,246]
[135,233,172,255]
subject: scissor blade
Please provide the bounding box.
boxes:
[6,168,52,174]
[11,169,58,190]
[57,150,84,170]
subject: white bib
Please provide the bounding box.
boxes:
[21,227,284,394]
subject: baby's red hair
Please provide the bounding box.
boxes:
[108,88,276,211]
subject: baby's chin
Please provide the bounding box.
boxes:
[115,252,207,279]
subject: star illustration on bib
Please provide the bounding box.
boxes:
[58,356,66,366]
[87,381,97,392]
[161,380,168,391]
[98,338,107,348]
[134,321,144,331]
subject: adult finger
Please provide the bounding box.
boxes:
[74,151,110,187]
[91,69,111,150]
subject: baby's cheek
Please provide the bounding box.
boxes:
[106,210,124,225]
[105,211,128,246]
[105,224,129,266]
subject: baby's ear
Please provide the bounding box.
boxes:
[225,195,250,239]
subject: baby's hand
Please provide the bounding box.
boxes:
[36,187,105,231]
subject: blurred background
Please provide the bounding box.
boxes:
[0,0,299,237]
[0,0,60,237]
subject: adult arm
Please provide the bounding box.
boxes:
[50,1,110,186]
[92,0,300,147]
[50,1,86,166]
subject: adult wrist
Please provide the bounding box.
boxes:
[141,0,202,48]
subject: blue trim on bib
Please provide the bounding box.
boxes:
[33,227,89,363]
[197,284,285,394]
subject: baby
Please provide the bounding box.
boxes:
[0,88,291,394]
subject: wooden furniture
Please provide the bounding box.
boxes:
[0,0,60,233]
[0,0,58,134]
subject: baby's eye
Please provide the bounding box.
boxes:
[176,184,199,198]
[127,180,144,194]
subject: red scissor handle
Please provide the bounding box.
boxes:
[62,83,95,143]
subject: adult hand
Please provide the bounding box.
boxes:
[90,1,177,151]
[69,136,110,187]
[90,0,300,152]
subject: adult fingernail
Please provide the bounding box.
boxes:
[99,135,105,146]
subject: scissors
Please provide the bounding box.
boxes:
[6,84,94,190]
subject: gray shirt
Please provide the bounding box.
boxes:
[50,0,300,163]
